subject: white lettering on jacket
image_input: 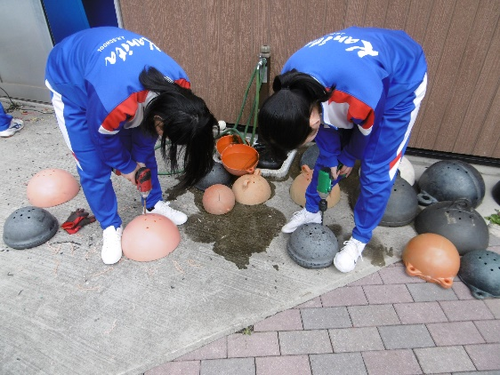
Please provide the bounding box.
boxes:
[305,32,379,58]
[98,36,162,66]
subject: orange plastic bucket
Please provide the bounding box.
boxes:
[221,144,259,176]
[216,134,244,156]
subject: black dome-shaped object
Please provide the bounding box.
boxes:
[287,223,338,269]
[300,143,320,169]
[417,160,485,207]
[458,250,500,299]
[350,175,419,227]
[255,142,285,170]
[3,206,58,249]
[414,198,489,255]
[492,180,500,205]
[194,161,232,191]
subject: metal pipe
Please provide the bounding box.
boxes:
[259,44,271,109]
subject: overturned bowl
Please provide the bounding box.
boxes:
[203,184,236,215]
[195,162,232,191]
[414,198,489,255]
[402,233,460,289]
[27,168,80,208]
[221,144,259,176]
[458,250,500,299]
[417,159,485,207]
[287,223,339,269]
[232,169,271,205]
[122,214,180,262]
[290,165,340,208]
[3,206,59,249]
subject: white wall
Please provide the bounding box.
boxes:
[0,0,54,103]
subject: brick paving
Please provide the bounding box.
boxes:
[146,245,500,375]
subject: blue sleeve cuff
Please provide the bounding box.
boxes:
[119,160,137,175]
[338,149,356,168]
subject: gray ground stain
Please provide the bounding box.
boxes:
[364,238,396,267]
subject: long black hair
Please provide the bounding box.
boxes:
[139,67,218,191]
[258,69,333,159]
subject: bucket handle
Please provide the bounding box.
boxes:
[417,190,438,206]
[449,197,473,211]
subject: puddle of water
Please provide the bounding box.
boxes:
[183,185,286,269]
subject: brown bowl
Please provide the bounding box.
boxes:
[221,144,259,176]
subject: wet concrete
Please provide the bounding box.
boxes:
[185,187,286,269]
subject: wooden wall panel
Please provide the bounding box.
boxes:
[489,87,500,158]
[384,0,411,30]
[344,0,369,26]
[417,1,478,150]
[365,0,390,27]
[403,0,434,44]
[118,0,500,160]
[467,13,500,158]
[323,0,348,30]
[443,0,498,155]
[409,0,454,148]
[267,0,329,88]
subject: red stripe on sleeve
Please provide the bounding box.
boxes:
[390,151,402,170]
[328,91,374,130]
[175,78,191,89]
[101,90,149,132]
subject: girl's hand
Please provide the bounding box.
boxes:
[122,163,143,185]
[331,164,353,180]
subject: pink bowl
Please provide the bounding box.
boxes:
[203,184,235,214]
[27,168,80,207]
[122,214,180,262]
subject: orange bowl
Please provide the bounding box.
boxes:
[216,134,244,156]
[221,144,259,176]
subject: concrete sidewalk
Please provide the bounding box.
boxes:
[1,99,499,375]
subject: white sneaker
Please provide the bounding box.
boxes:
[282,208,322,233]
[101,226,123,265]
[0,119,24,138]
[334,237,366,273]
[150,201,188,225]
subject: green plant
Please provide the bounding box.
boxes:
[239,326,253,335]
[485,209,500,225]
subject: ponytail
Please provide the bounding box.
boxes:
[140,67,218,191]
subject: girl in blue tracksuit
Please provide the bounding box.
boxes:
[45,27,218,265]
[258,27,428,273]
